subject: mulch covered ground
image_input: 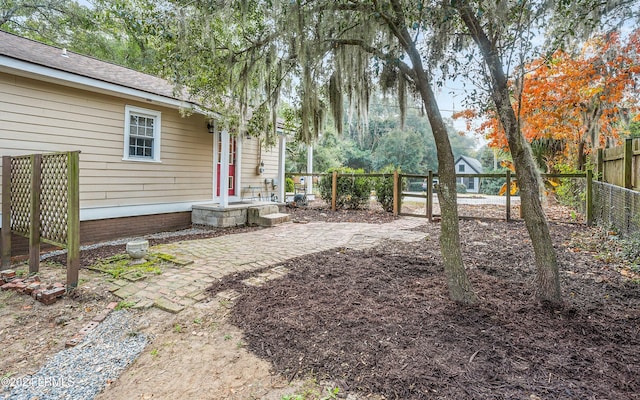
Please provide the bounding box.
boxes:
[210,214,640,399]
[45,201,640,399]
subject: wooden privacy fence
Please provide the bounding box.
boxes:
[286,170,593,225]
[1,151,80,290]
[597,138,640,190]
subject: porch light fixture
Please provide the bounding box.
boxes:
[207,120,215,134]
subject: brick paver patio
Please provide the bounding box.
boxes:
[109,218,427,313]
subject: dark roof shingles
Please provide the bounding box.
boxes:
[0,30,191,103]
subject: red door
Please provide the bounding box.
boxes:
[216,134,236,196]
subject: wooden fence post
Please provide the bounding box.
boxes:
[67,151,80,290]
[427,170,433,222]
[331,170,337,211]
[506,170,511,221]
[29,154,41,274]
[397,171,403,214]
[586,169,593,227]
[393,170,399,216]
[596,148,604,181]
[1,156,11,269]
[623,138,633,189]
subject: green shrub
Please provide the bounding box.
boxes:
[285,177,295,193]
[456,183,467,194]
[374,166,396,212]
[480,175,507,195]
[554,163,585,209]
[318,167,373,209]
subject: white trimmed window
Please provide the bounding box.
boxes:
[124,106,161,162]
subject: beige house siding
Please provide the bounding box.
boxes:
[239,137,280,201]
[0,73,214,213]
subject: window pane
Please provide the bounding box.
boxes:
[127,109,159,160]
[129,136,153,158]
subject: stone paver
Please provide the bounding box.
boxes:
[114,217,427,313]
[153,297,185,313]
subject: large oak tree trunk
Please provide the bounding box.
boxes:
[393,16,476,304]
[423,82,476,304]
[456,3,562,306]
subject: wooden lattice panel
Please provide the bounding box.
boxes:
[2,151,79,285]
[10,156,32,236]
[40,153,69,246]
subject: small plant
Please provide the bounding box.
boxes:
[155,253,176,263]
[620,232,640,264]
[223,334,233,341]
[0,291,15,309]
[320,387,340,400]
[173,323,182,333]
[236,341,245,349]
[285,176,295,193]
[150,348,159,357]
[115,301,136,310]
[280,395,304,400]
[193,318,203,325]
[279,378,340,400]
[89,253,162,280]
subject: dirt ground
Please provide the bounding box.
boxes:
[2,202,639,399]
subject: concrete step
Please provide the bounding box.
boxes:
[249,204,279,216]
[255,213,291,227]
[247,205,282,225]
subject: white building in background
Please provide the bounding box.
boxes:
[454,155,483,193]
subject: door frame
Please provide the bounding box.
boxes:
[213,131,242,203]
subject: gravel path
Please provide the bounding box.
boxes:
[2,310,147,400]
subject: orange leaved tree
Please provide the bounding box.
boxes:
[457,29,640,171]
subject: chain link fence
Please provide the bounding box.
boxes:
[592,181,640,236]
